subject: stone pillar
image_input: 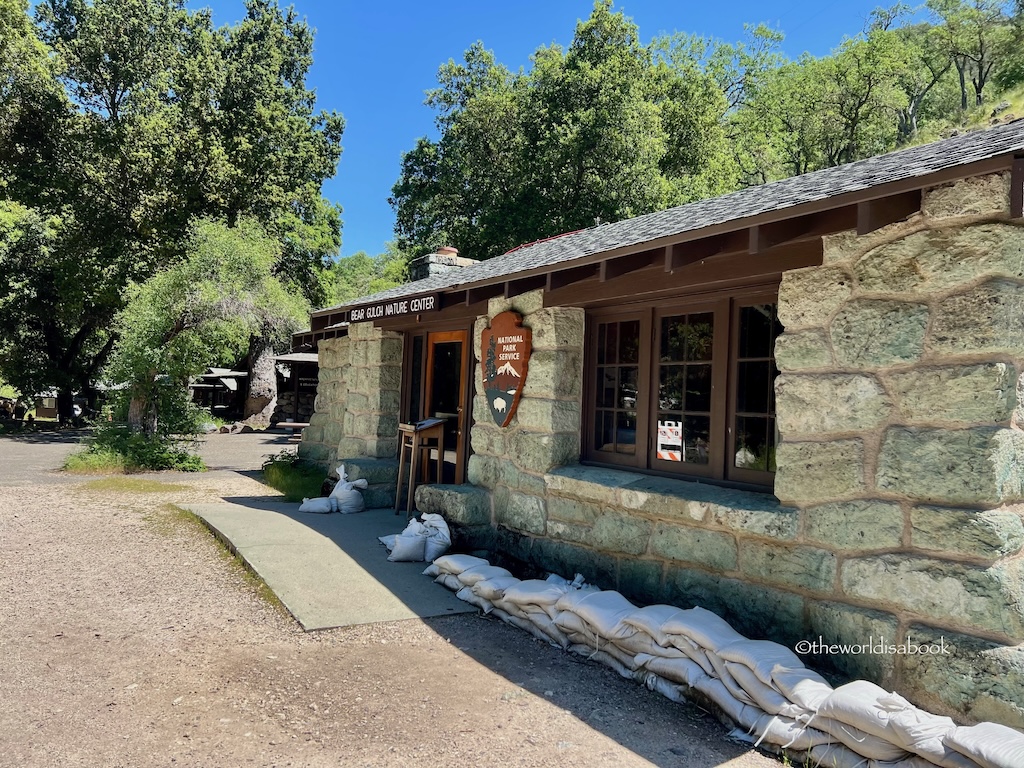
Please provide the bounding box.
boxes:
[773,171,1024,727]
[467,290,585,535]
[298,322,403,465]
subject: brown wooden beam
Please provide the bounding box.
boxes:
[505,275,547,298]
[857,189,922,235]
[546,263,599,291]
[466,284,504,306]
[547,239,822,308]
[1013,156,1024,219]
[600,247,662,281]
[749,215,816,254]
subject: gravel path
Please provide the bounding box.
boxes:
[0,433,782,767]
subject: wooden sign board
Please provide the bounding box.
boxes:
[481,311,531,428]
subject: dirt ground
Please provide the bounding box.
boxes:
[0,431,782,767]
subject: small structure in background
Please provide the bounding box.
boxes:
[189,367,249,421]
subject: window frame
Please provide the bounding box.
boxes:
[582,283,781,488]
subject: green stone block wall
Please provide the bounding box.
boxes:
[298,325,404,469]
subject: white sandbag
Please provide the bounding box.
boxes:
[520,610,570,649]
[634,653,707,687]
[945,722,1024,768]
[433,553,489,575]
[378,533,397,552]
[491,596,530,620]
[812,716,911,762]
[422,563,440,577]
[332,488,365,514]
[887,708,983,768]
[388,532,427,562]
[717,638,805,686]
[503,579,571,618]
[420,513,451,561]
[809,743,871,768]
[561,590,638,641]
[455,585,493,614]
[472,575,521,602]
[567,643,637,681]
[456,564,514,587]
[622,604,694,647]
[818,680,914,741]
[492,608,564,647]
[706,652,759,708]
[750,713,833,751]
[643,672,690,704]
[328,464,368,513]
[612,628,692,659]
[693,675,760,724]
[555,612,638,668]
[662,606,747,653]
[771,665,834,713]
[725,661,804,718]
[298,496,334,514]
[434,573,463,591]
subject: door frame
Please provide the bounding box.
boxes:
[422,328,471,484]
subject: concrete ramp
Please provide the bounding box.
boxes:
[184,500,475,631]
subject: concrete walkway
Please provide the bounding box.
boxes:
[185,498,475,631]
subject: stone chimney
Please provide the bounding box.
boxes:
[409,246,477,282]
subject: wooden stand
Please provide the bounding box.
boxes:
[395,418,445,515]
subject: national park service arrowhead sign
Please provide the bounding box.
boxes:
[482,311,531,428]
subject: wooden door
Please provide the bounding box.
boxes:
[424,330,469,483]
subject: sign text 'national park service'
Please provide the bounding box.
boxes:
[482,311,531,428]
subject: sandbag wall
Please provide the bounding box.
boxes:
[427,554,1024,768]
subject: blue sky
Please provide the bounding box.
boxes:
[188,1,913,260]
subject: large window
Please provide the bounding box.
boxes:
[585,290,782,486]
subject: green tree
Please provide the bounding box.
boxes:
[391,1,729,261]
[324,242,409,307]
[0,0,343,421]
[108,219,307,437]
[928,0,1013,109]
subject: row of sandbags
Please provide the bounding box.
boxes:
[425,554,1024,768]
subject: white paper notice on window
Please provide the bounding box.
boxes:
[657,420,682,462]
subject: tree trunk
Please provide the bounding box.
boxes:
[57,389,75,426]
[244,335,278,426]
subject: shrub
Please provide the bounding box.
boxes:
[64,424,205,473]
[262,451,325,502]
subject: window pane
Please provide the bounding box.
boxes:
[616,411,637,454]
[683,415,710,464]
[685,313,714,361]
[659,365,684,411]
[604,323,618,364]
[735,416,774,471]
[597,325,607,365]
[597,367,615,408]
[739,304,776,358]
[736,360,771,414]
[661,316,685,362]
[595,410,614,452]
[618,366,638,409]
[685,364,712,412]
[620,320,640,363]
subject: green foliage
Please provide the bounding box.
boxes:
[261,451,325,502]
[107,218,308,436]
[391,1,730,261]
[0,0,342,419]
[324,241,409,306]
[64,424,205,473]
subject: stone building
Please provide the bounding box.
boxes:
[299,121,1024,728]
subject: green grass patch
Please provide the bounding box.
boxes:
[64,425,205,473]
[262,451,326,502]
[82,477,190,493]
